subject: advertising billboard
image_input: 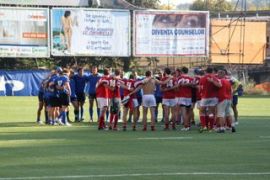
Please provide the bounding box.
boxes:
[0,0,89,6]
[51,8,130,57]
[133,10,209,57]
[0,7,49,58]
[211,19,266,64]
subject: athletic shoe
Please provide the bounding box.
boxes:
[199,127,208,133]
[151,126,156,131]
[181,127,190,131]
[37,121,43,125]
[232,126,236,133]
[65,122,72,127]
[234,121,239,125]
[217,129,225,133]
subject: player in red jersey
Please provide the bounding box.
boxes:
[106,69,124,130]
[121,74,142,131]
[161,68,177,130]
[174,68,182,125]
[177,67,194,131]
[96,68,112,130]
[192,68,204,127]
[216,69,235,133]
[199,67,222,132]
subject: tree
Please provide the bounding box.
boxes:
[190,0,233,14]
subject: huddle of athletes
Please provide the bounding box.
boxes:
[37,65,240,133]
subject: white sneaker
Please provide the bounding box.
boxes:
[65,122,72,127]
[234,121,239,125]
[37,121,43,125]
[181,127,190,131]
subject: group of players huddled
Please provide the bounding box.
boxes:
[37,65,242,133]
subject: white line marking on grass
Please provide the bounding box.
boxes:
[260,136,270,139]
[137,137,193,140]
[1,172,270,180]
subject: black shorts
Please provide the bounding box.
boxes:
[76,93,86,103]
[137,96,142,106]
[191,88,197,103]
[232,95,238,105]
[89,93,97,100]
[180,104,192,108]
[38,91,44,102]
[48,96,61,107]
[155,96,162,104]
[59,93,70,106]
[70,96,77,102]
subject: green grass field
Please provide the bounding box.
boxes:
[0,96,270,180]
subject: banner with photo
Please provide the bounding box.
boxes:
[0,7,49,58]
[133,10,209,57]
[51,8,130,57]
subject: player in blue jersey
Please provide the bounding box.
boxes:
[36,73,51,125]
[73,67,88,122]
[67,69,79,122]
[55,68,71,126]
[87,66,101,122]
[46,67,62,125]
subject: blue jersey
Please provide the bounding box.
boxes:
[69,77,76,98]
[87,73,101,94]
[155,84,163,97]
[74,74,88,94]
[136,78,143,98]
[55,75,69,94]
[47,74,58,97]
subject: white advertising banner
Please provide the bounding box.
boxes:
[0,7,49,58]
[0,0,89,6]
[133,10,209,57]
[51,8,130,57]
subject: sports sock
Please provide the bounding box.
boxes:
[89,108,93,120]
[114,115,119,129]
[80,107,84,119]
[200,115,206,128]
[74,110,79,120]
[109,113,114,128]
[97,108,100,118]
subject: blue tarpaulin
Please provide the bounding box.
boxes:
[0,70,50,96]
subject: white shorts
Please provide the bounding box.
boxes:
[97,98,109,109]
[132,99,139,108]
[162,98,177,107]
[217,99,233,118]
[177,98,192,106]
[142,94,156,108]
[200,98,218,107]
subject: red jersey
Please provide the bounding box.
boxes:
[96,76,109,98]
[174,76,182,98]
[218,78,232,102]
[199,74,220,98]
[161,76,175,99]
[177,74,193,98]
[108,77,121,99]
[193,75,202,100]
[122,79,136,98]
